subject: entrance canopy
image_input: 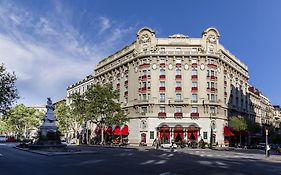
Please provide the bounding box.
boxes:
[157,122,200,129]
[224,126,234,137]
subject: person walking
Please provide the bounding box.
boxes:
[266,144,271,157]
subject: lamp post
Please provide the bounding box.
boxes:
[210,113,216,149]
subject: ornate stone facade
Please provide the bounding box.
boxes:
[67,27,279,146]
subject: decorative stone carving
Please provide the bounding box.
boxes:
[200,64,205,70]
[152,64,157,70]
[184,64,189,70]
[168,64,173,70]
[139,34,150,44]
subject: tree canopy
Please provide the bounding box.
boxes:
[229,116,247,132]
[2,104,43,138]
[0,63,19,114]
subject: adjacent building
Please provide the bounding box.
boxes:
[67,27,279,146]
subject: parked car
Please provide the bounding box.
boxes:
[0,135,7,142]
[256,143,266,150]
[271,144,280,150]
[6,136,16,142]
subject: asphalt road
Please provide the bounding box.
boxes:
[0,143,281,175]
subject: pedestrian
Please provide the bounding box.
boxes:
[171,140,175,152]
[266,144,271,157]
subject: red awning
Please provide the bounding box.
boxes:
[105,126,113,134]
[224,126,235,137]
[94,127,101,134]
[121,125,129,135]
[113,126,121,135]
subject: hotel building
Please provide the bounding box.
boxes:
[67,27,278,146]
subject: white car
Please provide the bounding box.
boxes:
[0,135,7,142]
[161,142,177,149]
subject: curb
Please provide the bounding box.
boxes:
[13,146,98,156]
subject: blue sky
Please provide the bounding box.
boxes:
[1,0,281,106]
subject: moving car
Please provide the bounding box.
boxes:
[0,135,7,142]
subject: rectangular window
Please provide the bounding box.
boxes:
[141,107,147,113]
[142,94,147,100]
[207,82,210,88]
[191,48,197,54]
[160,58,165,64]
[150,131,154,139]
[160,69,165,75]
[176,48,181,53]
[176,93,182,101]
[211,70,215,76]
[160,48,165,53]
[203,132,208,139]
[192,107,198,113]
[176,68,181,75]
[192,82,198,88]
[175,106,182,112]
[143,70,147,75]
[192,94,198,101]
[176,59,181,64]
[160,93,165,101]
[211,82,215,88]
[160,106,166,112]
[210,94,215,101]
[210,106,215,114]
[160,81,165,87]
[192,69,197,75]
[191,59,197,64]
[176,81,182,87]
[207,70,210,76]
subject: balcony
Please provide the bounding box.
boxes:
[139,87,150,92]
[207,75,217,80]
[175,75,182,79]
[159,86,166,91]
[116,83,120,89]
[176,63,182,67]
[158,112,167,118]
[175,87,182,91]
[207,87,217,92]
[124,91,128,97]
[160,63,166,67]
[190,112,199,119]
[207,63,217,68]
[191,87,198,91]
[191,63,197,67]
[191,75,198,80]
[174,112,183,118]
[159,75,166,79]
[124,80,128,86]
[139,75,151,81]
[139,63,150,68]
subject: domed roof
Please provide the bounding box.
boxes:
[168,34,189,38]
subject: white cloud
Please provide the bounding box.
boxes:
[99,16,111,33]
[0,1,136,106]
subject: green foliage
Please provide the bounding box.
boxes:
[0,64,19,114]
[55,101,76,135]
[229,116,247,132]
[69,84,128,127]
[3,104,43,138]
[0,119,11,134]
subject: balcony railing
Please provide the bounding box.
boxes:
[139,63,150,68]
[159,75,166,79]
[207,63,217,68]
[176,63,182,67]
[158,112,167,118]
[174,112,183,118]
[190,112,199,119]
[175,87,182,91]
[159,87,166,91]
[124,80,128,86]
[207,75,217,80]
[175,75,182,79]
[191,75,198,80]
[160,63,166,66]
[191,63,198,67]
[124,91,128,96]
[191,87,198,91]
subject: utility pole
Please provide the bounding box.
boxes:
[265,128,268,157]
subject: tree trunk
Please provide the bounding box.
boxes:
[240,132,242,146]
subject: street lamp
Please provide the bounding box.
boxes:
[210,113,216,149]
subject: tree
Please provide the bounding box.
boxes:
[69,84,128,144]
[3,104,43,139]
[55,100,76,140]
[229,116,248,145]
[84,84,127,143]
[0,119,11,134]
[0,63,19,114]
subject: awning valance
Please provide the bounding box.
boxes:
[224,126,234,137]
[121,125,129,135]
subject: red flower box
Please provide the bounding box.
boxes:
[175,75,182,79]
[159,75,166,79]
[158,112,167,117]
[159,87,166,91]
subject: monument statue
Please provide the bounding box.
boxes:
[39,97,58,137]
